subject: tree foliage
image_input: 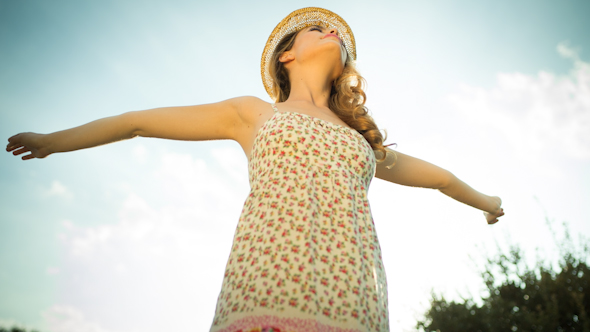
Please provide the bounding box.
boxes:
[416,222,590,332]
[0,327,39,332]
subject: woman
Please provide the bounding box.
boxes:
[6,7,503,332]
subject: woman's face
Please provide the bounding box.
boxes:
[286,25,347,76]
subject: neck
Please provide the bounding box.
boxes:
[283,64,334,109]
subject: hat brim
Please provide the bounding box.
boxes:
[260,7,357,100]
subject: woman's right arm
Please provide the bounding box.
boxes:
[6,96,260,160]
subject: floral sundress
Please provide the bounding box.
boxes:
[210,103,389,332]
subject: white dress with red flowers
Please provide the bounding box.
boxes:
[210,103,389,332]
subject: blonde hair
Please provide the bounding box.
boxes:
[268,29,392,163]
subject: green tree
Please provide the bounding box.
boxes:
[0,327,39,332]
[417,222,590,332]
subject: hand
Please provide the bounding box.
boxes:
[6,132,51,160]
[484,196,504,225]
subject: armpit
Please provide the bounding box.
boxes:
[375,147,398,169]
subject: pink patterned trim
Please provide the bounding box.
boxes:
[215,315,363,332]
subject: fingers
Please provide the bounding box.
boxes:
[486,214,498,224]
[6,144,23,152]
[486,208,505,225]
[6,137,22,151]
[7,133,43,160]
[7,133,19,143]
[7,137,22,152]
[11,146,30,156]
[9,145,35,160]
[22,153,35,160]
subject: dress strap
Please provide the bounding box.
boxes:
[271,103,279,113]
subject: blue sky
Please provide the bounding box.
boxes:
[1,0,589,331]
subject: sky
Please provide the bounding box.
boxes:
[1,0,589,331]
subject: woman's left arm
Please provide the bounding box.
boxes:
[374,148,504,224]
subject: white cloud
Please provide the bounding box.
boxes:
[53,150,250,331]
[131,144,148,164]
[42,306,113,332]
[0,319,34,331]
[448,42,590,160]
[43,180,74,201]
[210,146,249,186]
[46,267,60,275]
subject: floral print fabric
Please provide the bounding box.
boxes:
[210,103,389,332]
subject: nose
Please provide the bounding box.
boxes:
[327,28,343,45]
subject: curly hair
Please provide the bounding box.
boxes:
[268,29,393,163]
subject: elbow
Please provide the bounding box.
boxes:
[121,111,141,138]
[438,170,456,191]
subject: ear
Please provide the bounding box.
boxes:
[279,51,294,64]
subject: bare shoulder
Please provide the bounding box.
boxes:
[228,96,274,160]
[232,95,272,125]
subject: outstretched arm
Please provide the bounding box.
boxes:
[374,148,504,224]
[6,96,257,160]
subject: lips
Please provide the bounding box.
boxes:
[324,34,342,44]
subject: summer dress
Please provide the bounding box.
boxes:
[210,103,389,332]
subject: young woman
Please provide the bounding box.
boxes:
[6,7,503,332]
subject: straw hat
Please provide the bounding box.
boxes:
[260,7,357,100]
